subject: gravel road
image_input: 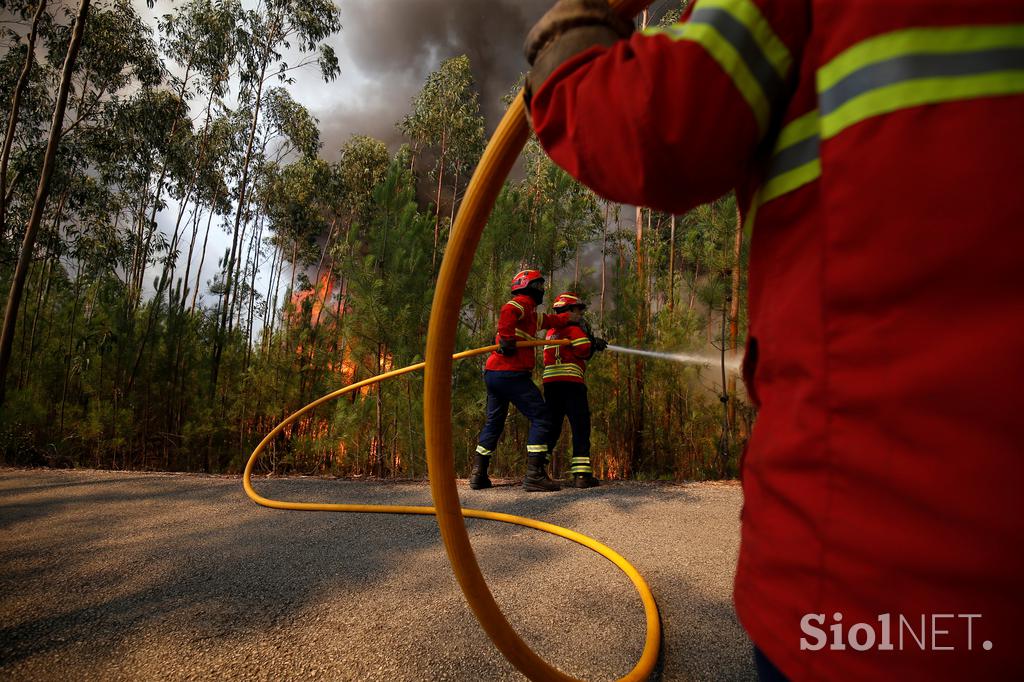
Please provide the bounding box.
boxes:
[0,468,754,681]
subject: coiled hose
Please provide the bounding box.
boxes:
[244,339,659,680]
[247,1,659,679]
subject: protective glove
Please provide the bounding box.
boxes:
[498,337,517,356]
[591,337,608,352]
[524,0,634,105]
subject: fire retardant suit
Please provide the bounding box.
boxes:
[543,323,594,478]
[476,289,573,490]
[527,0,1024,678]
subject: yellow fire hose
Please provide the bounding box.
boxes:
[421,1,658,679]
[243,339,659,680]
[246,1,659,679]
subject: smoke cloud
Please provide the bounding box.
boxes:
[313,0,681,156]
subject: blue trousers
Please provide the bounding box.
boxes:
[477,371,552,454]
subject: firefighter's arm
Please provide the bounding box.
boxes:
[527,0,809,214]
[540,311,578,330]
[496,300,524,355]
[575,318,607,358]
[570,328,594,359]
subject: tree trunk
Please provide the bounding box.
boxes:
[211,49,270,397]
[431,128,447,271]
[181,202,202,310]
[59,262,84,434]
[0,0,89,406]
[728,204,743,431]
[0,0,47,242]
[190,193,219,314]
[600,203,608,323]
[635,205,644,297]
[21,253,52,389]
[730,204,742,350]
[668,214,676,311]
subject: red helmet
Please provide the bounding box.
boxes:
[510,269,544,293]
[552,292,586,310]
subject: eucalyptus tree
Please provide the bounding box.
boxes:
[262,155,331,327]
[0,0,90,406]
[0,0,52,242]
[210,0,340,398]
[226,87,320,335]
[38,0,164,311]
[329,134,389,334]
[400,55,484,269]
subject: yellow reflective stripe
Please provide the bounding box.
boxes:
[543,367,584,375]
[507,300,525,316]
[758,108,821,205]
[476,445,493,456]
[570,456,592,473]
[527,444,548,453]
[761,158,821,203]
[818,25,1024,93]
[514,329,533,339]
[545,362,583,372]
[773,108,819,150]
[742,197,758,239]
[652,22,771,132]
[642,0,793,134]
[821,72,1024,140]
[698,0,792,78]
[570,338,591,346]
[543,364,584,379]
[817,25,1024,139]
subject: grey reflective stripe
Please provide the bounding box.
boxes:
[691,7,788,111]
[820,47,1024,116]
[766,133,820,180]
[757,108,821,205]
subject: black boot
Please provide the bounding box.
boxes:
[524,454,561,492]
[573,473,600,489]
[470,453,492,490]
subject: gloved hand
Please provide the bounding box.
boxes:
[591,337,608,352]
[498,337,517,356]
[524,0,634,104]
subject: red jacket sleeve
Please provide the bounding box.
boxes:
[496,300,524,341]
[567,325,593,361]
[540,312,572,330]
[531,0,809,214]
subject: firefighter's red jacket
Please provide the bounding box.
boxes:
[485,294,571,372]
[543,325,592,384]
[531,0,1024,679]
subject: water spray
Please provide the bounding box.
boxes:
[605,344,743,372]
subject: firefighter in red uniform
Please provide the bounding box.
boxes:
[543,293,608,488]
[472,269,579,492]
[524,0,1024,679]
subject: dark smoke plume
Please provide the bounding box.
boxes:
[317,0,681,156]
